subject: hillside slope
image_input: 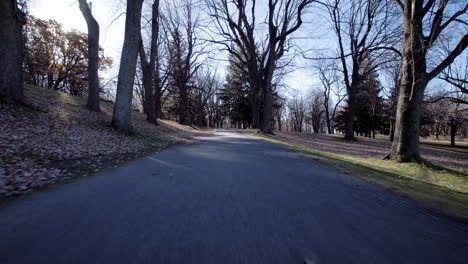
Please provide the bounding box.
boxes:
[0,85,210,199]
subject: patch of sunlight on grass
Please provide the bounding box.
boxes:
[25,85,83,106]
[56,90,82,106]
[251,133,468,221]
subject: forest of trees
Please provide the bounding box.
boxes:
[0,0,466,163]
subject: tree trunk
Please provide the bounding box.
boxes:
[155,87,162,119]
[139,0,159,124]
[325,107,332,134]
[313,125,319,133]
[344,90,356,140]
[251,87,261,129]
[277,114,282,132]
[390,2,427,162]
[390,78,426,162]
[0,0,25,102]
[154,56,162,119]
[140,57,156,123]
[79,0,101,112]
[389,118,395,142]
[111,0,144,133]
[261,82,273,134]
[179,87,189,125]
[450,120,456,147]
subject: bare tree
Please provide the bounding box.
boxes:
[206,0,314,133]
[206,91,225,128]
[0,0,25,102]
[427,91,467,146]
[389,0,467,162]
[323,0,400,139]
[192,68,220,126]
[154,11,168,120]
[139,0,160,124]
[111,0,144,133]
[274,98,285,132]
[164,0,204,125]
[316,61,345,134]
[384,59,402,142]
[78,0,101,111]
[426,94,449,139]
[448,102,466,147]
[308,89,325,133]
[152,13,171,120]
[288,94,307,132]
[439,53,467,104]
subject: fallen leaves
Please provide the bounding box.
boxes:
[0,86,210,199]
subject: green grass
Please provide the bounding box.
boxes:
[251,133,468,221]
[25,85,83,105]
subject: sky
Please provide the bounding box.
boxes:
[30,0,125,83]
[28,0,466,102]
[29,0,324,99]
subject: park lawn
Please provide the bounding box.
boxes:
[251,132,468,221]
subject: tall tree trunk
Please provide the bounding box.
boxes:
[390,1,426,162]
[251,85,261,129]
[261,83,273,134]
[140,53,156,123]
[154,86,162,119]
[389,118,395,142]
[277,113,282,132]
[79,0,101,112]
[325,107,332,134]
[154,51,162,120]
[139,0,159,124]
[344,90,356,140]
[252,102,260,129]
[0,0,25,102]
[179,87,189,125]
[450,120,456,147]
[390,0,467,161]
[390,78,425,162]
[111,0,144,133]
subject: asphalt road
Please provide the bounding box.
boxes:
[1,131,468,264]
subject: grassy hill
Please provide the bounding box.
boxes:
[0,85,210,200]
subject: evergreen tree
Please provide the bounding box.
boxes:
[335,70,385,138]
[219,56,252,128]
[354,70,385,138]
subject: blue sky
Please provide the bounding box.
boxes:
[29,0,466,103]
[29,0,324,98]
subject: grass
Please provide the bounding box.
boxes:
[250,132,468,221]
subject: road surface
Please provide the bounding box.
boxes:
[1,131,467,263]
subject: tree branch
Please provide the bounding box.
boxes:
[427,33,468,80]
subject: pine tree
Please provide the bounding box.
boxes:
[354,70,385,138]
[219,56,252,128]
